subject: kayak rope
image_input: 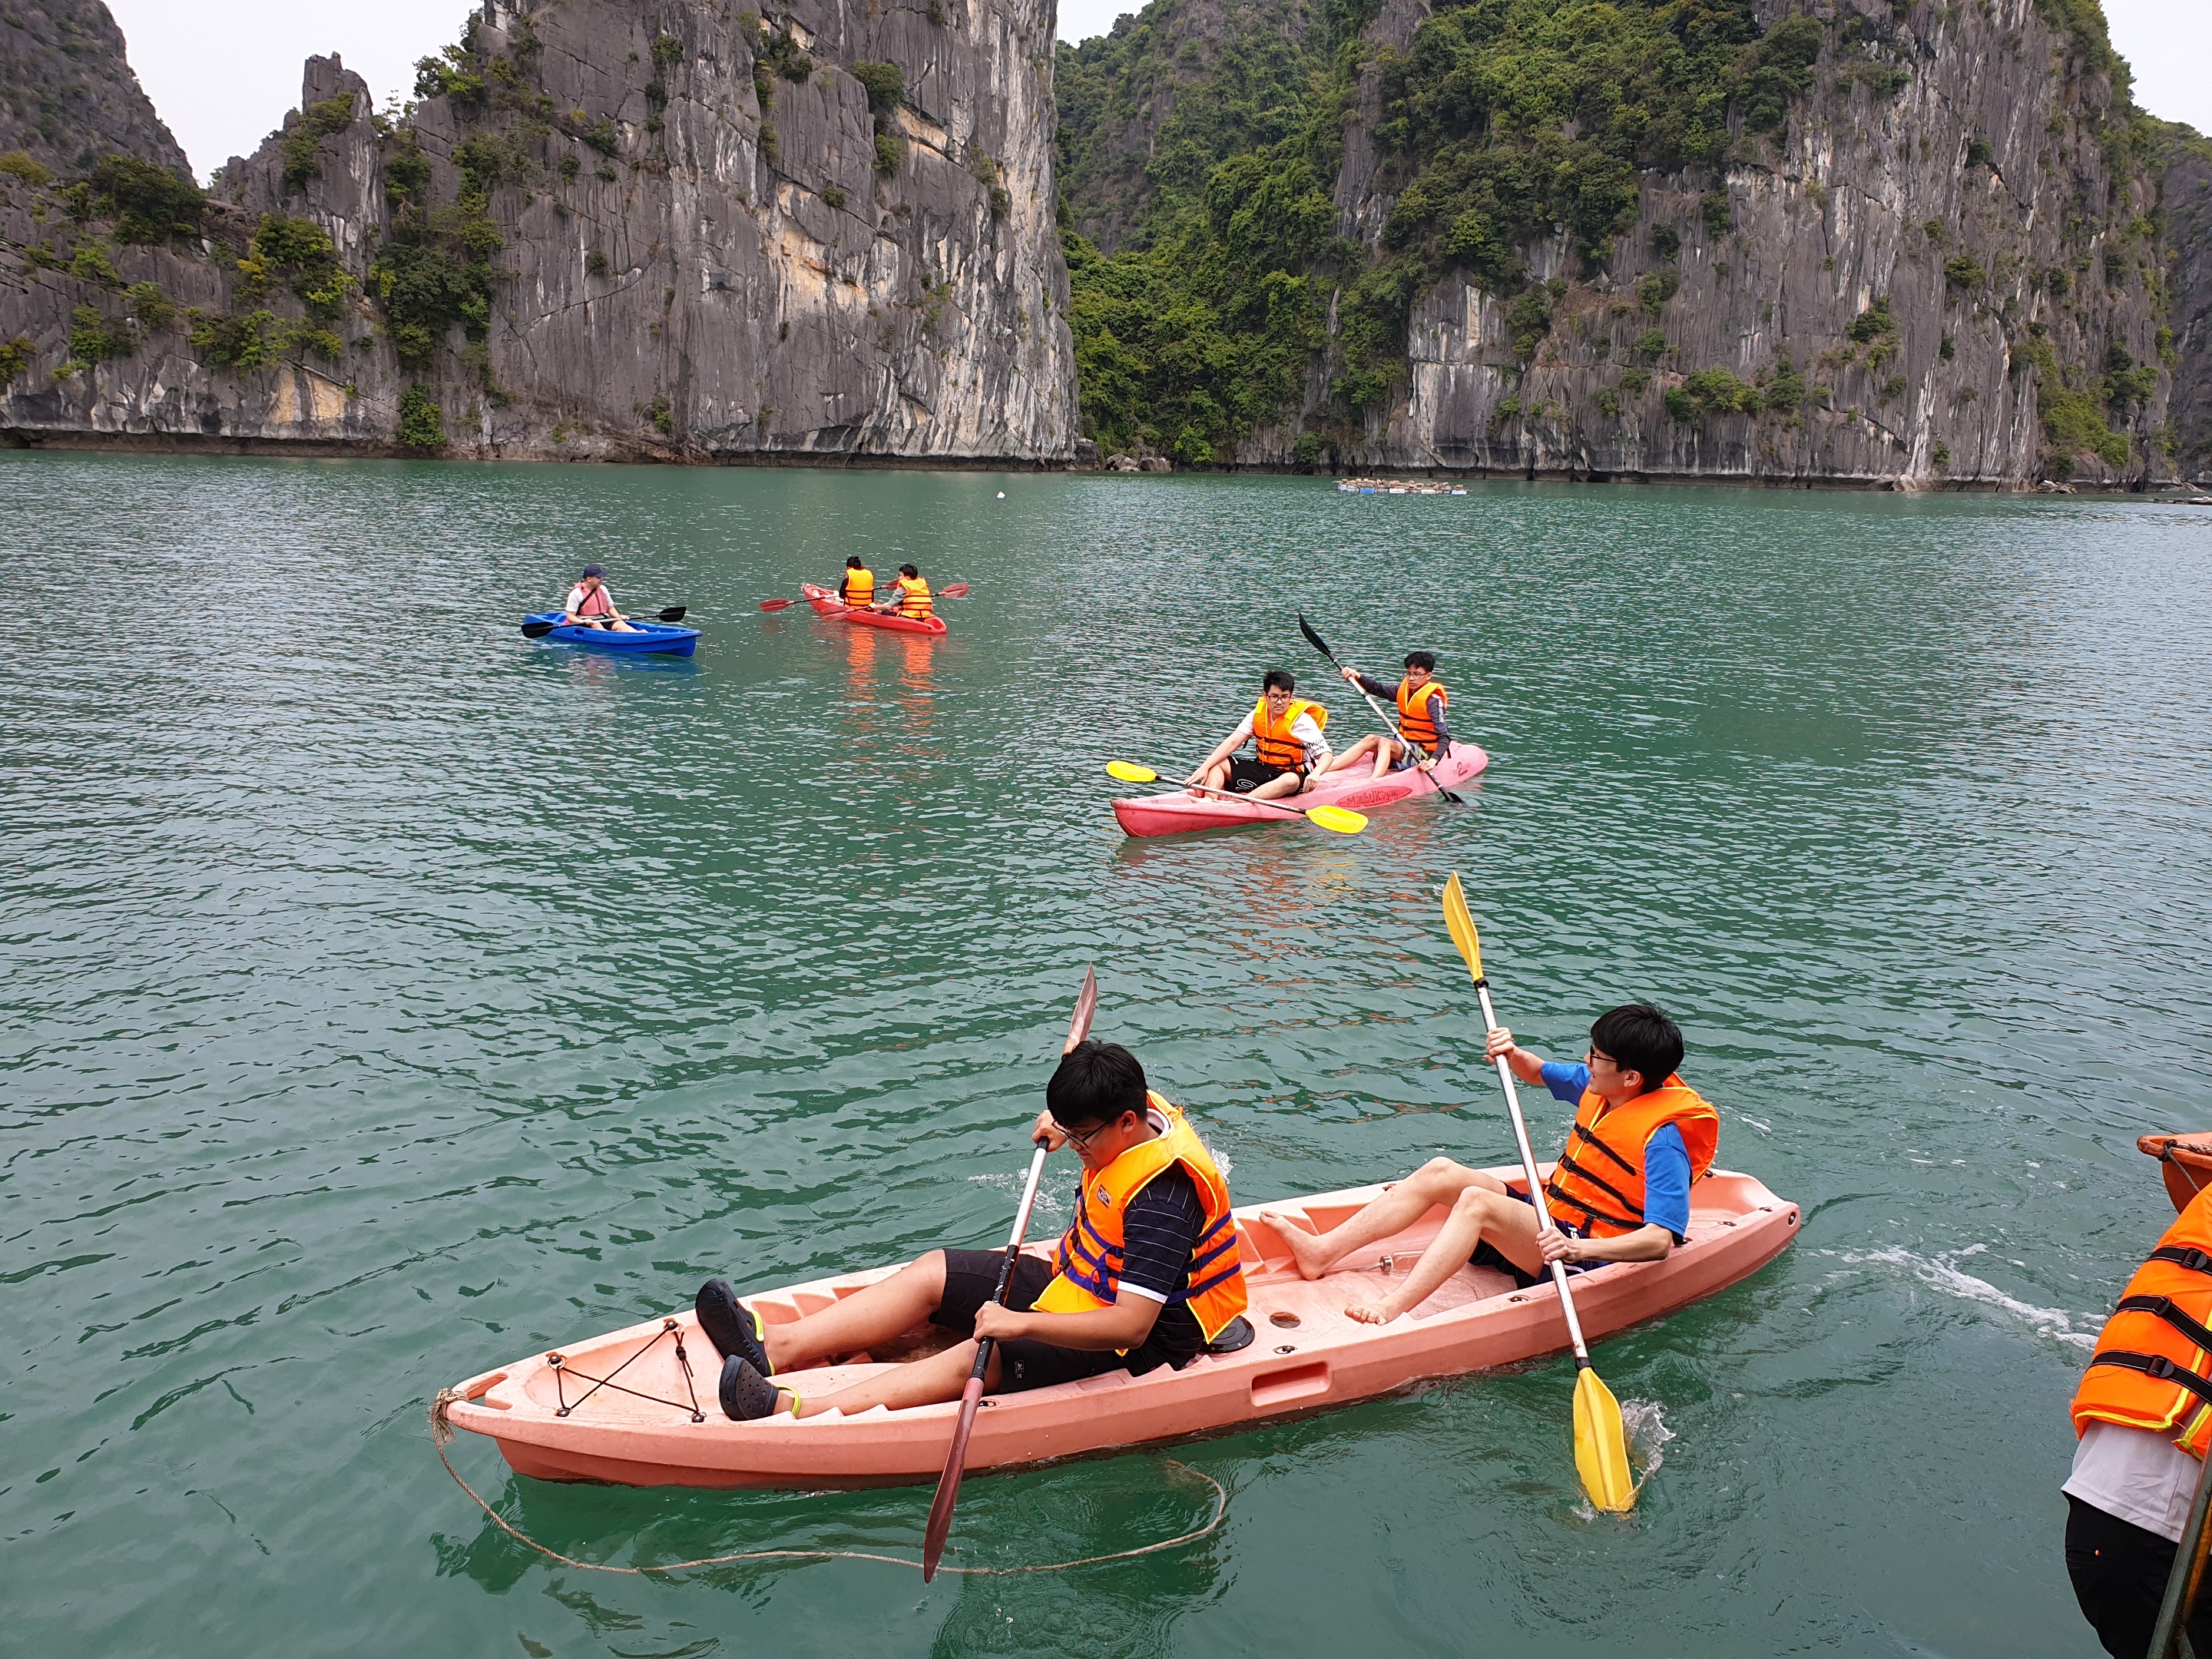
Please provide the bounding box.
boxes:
[429,1388,1229,1578]
[543,1320,705,1423]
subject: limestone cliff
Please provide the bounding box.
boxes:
[0,0,182,175]
[0,0,1075,462]
[1058,0,2211,486]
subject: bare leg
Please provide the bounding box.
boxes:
[758,1250,949,1374]
[1369,737,1403,780]
[787,1336,1005,1418]
[1346,1183,1544,1326]
[1199,759,1233,792]
[1247,769,1303,801]
[1258,1159,1501,1280]
[1324,734,1386,776]
[609,618,640,632]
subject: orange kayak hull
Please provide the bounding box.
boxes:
[803,583,948,636]
[444,1164,1798,1488]
[2140,1134,2212,1214]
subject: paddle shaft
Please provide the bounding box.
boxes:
[921,966,1097,1581]
[1474,979,1594,1366]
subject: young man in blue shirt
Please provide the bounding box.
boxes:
[1260,1004,1717,1325]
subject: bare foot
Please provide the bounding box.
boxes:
[1346,1300,1406,1326]
[1257,1210,1334,1280]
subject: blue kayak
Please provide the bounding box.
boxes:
[522,612,699,657]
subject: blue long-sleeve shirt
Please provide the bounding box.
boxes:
[1537,1061,1692,1243]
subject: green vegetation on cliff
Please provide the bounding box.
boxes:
[1056,0,1828,461]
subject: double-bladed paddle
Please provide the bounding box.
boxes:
[920,964,1100,1582]
[759,582,969,612]
[1104,761,1367,834]
[1296,614,1466,803]
[1440,873,1637,1513]
[521,606,687,638]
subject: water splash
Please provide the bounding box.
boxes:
[1620,1397,1675,1478]
[1838,1246,2098,1348]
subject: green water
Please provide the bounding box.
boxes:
[6,452,2210,1656]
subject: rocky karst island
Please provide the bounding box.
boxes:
[1,0,2207,485]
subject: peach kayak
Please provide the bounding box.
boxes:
[442,1161,1796,1488]
[803,583,949,636]
[1111,742,1489,837]
[2141,1132,2212,1214]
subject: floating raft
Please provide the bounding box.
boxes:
[1336,478,1469,495]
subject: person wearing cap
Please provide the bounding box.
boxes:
[563,565,636,631]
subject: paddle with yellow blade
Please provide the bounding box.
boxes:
[1441,872,1639,1513]
[1104,761,1367,834]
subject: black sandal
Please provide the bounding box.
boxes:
[695,1279,773,1376]
[718,1356,781,1421]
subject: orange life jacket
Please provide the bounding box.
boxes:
[1252,698,1327,773]
[840,567,875,608]
[1034,1092,1249,1344]
[2072,1188,2212,1456]
[1396,679,1446,754]
[896,575,932,619]
[575,583,614,618]
[1543,1077,1720,1238]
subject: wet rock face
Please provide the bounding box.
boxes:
[0,1,184,176]
[0,0,1075,462]
[2164,150,2212,477]
[1270,0,2200,485]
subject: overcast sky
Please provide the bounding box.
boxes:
[108,0,2210,184]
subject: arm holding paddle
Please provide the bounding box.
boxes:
[1481,1027,1674,1264]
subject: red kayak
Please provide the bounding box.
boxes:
[1113,743,1489,837]
[804,584,948,637]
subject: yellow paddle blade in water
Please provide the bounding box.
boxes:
[1573,1365,1638,1512]
[1442,872,1483,980]
[1303,804,1367,835]
[1106,760,1160,783]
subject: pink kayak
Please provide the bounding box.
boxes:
[803,583,949,637]
[1112,743,1489,837]
[440,1162,1796,1488]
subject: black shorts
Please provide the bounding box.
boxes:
[1226,756,1300,793]
[1468,1187,1598,1290]
[932,1249,1187,1392]
[2065,1495,2212,1657]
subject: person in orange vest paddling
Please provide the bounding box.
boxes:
[1259,1005,1717,1325]
[693,1041,1248,1419]
[836,555,876,609]
[871,562,932,620]
[1187,670,1334,802]
[2065,1186,2212,1656]
[1321,651,1452,780]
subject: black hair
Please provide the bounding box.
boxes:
[846,555,866,569]
[1262,669,1295,694]
[1046,1040,1148,1129]
[1403,651,1437,672]
[899,563,919,578]
[1588,1004,1683,1093]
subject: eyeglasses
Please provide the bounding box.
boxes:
[1053,1118,1110,1152]
[1584,1048,1618,1070]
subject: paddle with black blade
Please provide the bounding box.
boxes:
[920,963,1099,1582]
[1441,872,1637,1513]
[760,583,969,612]
[1103,761,1367,834]
[1296,613,1465,803]
[522,607,688,638]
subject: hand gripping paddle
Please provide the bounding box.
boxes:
[1442,873,1637,1513]
[920,965,1099,1581]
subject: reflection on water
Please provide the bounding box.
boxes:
[3,454,2209,1657]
